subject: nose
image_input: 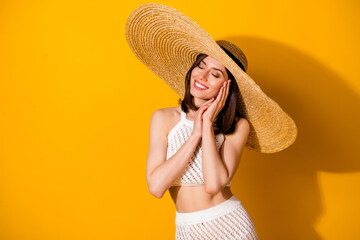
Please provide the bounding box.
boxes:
[198,70,208,81]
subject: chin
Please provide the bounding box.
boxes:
[190,88,205,99]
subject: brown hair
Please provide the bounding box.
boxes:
[178,53,246,135]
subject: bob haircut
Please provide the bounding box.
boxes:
[178,50,247,135]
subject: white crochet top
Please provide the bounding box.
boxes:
[166,107,231,187]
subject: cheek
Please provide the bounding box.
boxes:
[190,69,201,82]
[207,86,221,98]
[209,82,225,96]
[191,68,199,77]
[213,81,225,91]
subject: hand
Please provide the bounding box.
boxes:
[191,98,215,139]
[202,80,231,123]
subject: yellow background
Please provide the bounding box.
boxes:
[1,0,359,239]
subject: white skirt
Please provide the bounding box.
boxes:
[175,195,258,240]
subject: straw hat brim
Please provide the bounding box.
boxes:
[125,3,297,153]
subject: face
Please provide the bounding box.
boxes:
[190,55,229,100]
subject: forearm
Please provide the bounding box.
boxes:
[149,134,201,198]
[202,121,229,193]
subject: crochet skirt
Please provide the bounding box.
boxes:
[175,195,258,240]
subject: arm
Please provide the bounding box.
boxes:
[202,118,250,194]
[146,109,201,199]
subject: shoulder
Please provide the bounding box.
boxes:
[150,106,180,133]
[223,117,250,141]
[233,117,250,139]
[151,106,179,121]
[236,117,250,132]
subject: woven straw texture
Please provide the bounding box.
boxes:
[125,3,297,153]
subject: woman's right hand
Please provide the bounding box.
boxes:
[191,98,215,139]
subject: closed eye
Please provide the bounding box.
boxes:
[197,64,220,78]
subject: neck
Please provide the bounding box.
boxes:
[192,96,208,109]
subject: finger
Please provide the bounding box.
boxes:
[197,105,209,120]
[225,81,230,103]
[199,99,215,111]
[212,87,223,109]
[218,85,227,109]
[222,82,229,105]
[197,104,209,116]
[200,103,212,111]
[200,105,209,119]
[200,105,209,113]
[227,80,230,94]
[215,86,223,103]
[202,98,215,106]
[222,81,230,104]
[218,84,225,105]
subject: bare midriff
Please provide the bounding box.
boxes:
[169,185,233,213]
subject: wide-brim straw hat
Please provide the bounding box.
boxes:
[125,3,297,153]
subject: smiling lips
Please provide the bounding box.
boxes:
[194,80,209,90]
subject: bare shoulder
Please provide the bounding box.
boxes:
[234,117,250,138]
[237,117,250,131]
[151,106,178,122]
[150,106,180,135]
[153,106,179,115]
[223,117,250,141]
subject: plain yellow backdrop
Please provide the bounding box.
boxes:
[1,0,359,239]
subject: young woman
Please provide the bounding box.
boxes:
[125,3,297,239]
[146,52,259,239]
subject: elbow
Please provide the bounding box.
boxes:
[205,184,222,195]
[150,189,164,199]
[205,178,228,195]
[148,180,165,199]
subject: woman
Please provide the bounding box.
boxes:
[125,3,297,239]
[146,53,259,239]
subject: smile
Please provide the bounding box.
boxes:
[194,80,209,90]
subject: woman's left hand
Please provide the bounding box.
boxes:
[202,80,231,124]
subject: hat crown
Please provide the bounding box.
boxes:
[125,3,297,153]
[216,40,248,72]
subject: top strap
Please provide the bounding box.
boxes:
[179,107,194,125]
[180,107,186,120]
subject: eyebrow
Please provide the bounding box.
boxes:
[201,60,224,75]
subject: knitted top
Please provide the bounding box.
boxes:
[166,107,232,187]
